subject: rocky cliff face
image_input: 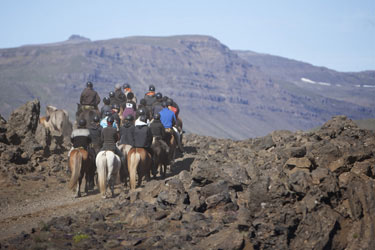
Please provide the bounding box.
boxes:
[0,35,374,139]
[1,101,375,249]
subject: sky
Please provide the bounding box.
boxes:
[0,0,374,72]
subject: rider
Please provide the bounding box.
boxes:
[114,83,126,107]
[109,91,116,106]
[138,99,151,120]
[123,83,137,104]
[100,97,112,118]
[100,111,118,129]
[88,115,103,157]
[159,101,183,152]
[67,119,92,172]
[122,92,137,120]
[119,114,135,146]
[149,113,166,140]
[100,115,124,162]
[111,103,121,128]
[144,85,156,107]
[80,81,100,112]
[152,92,164,117]
[134,115,153,157]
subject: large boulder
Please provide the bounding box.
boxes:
[6,99,40,145]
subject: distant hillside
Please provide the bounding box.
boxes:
[0,35,374,139]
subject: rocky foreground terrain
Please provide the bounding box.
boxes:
[1,100,375,249]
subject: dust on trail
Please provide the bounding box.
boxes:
[0,173,108,241]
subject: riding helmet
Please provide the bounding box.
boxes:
[105,111,112,117]
[125,114,134,121]
[78,119,87,127]
[86,81,93,88]
[103,97,110,105]
[127,92,134,100]
[166,99,173,107]
[107,116,115,124]
[155,92,163,100]
[153,113,161,120]
[149,85,155,92]
[161,101,168,107]
[123,83,130,89]
[109,91,115,98]
[93,115,100,123]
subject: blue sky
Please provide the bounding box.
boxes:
[1,0,374,72]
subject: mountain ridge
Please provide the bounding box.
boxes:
[0,34,374,139]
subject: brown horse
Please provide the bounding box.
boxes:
[127,148,152,189]
[69,148,95,198]
[165,128,177,164]
[118,144,132,186]
[151,137,169,177]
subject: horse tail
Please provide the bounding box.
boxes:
[69,150,82,190]
[128,149,140,189]
[97,151,108,197]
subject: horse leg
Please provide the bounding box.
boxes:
[76,175,82,198]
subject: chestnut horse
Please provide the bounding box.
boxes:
[69,148,95,198]
[96,151,121,198]
[127,148,152,189]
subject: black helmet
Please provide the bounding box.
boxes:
[78,119,87,127]
[155,92,162,100]
[112,103,119,110]
[109,91,115,98]
[138,108,146,116]
[123,83,130,89]
[161,101,168,107]
[107,116,115,124]
[86,81,93,88]
[127,92,134,100]
[139,115,147,123]
[103,97,110,105]
[93,115,100,123]
[166,99,173,106]
[149,85,155,91]
[105,111,112,117]
[162,96,169,102]
[125,114,134,121]
[153,113,161,120]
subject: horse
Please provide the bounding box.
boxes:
[118,144,133,186]
[127,148,152,190]
[76,104,100,126]
[96,150,121,198]
[165,128,177,164]
[40,105,72,138]
[68,148,95,198]
[151,137,169,177]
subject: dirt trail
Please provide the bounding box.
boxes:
[0,173,107,241]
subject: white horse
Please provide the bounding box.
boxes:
[96,151,121,198]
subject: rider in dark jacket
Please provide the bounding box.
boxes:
[100,97,112,119]
[152,92,164,116]
[80,82,100,109]
[71,119,91,149]
[150,113,165,139]
[119,115,135,146]
[144,85,156,107]
[134,115,153,149]
[88,115,103,156]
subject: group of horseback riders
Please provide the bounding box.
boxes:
[70,81,184,177]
